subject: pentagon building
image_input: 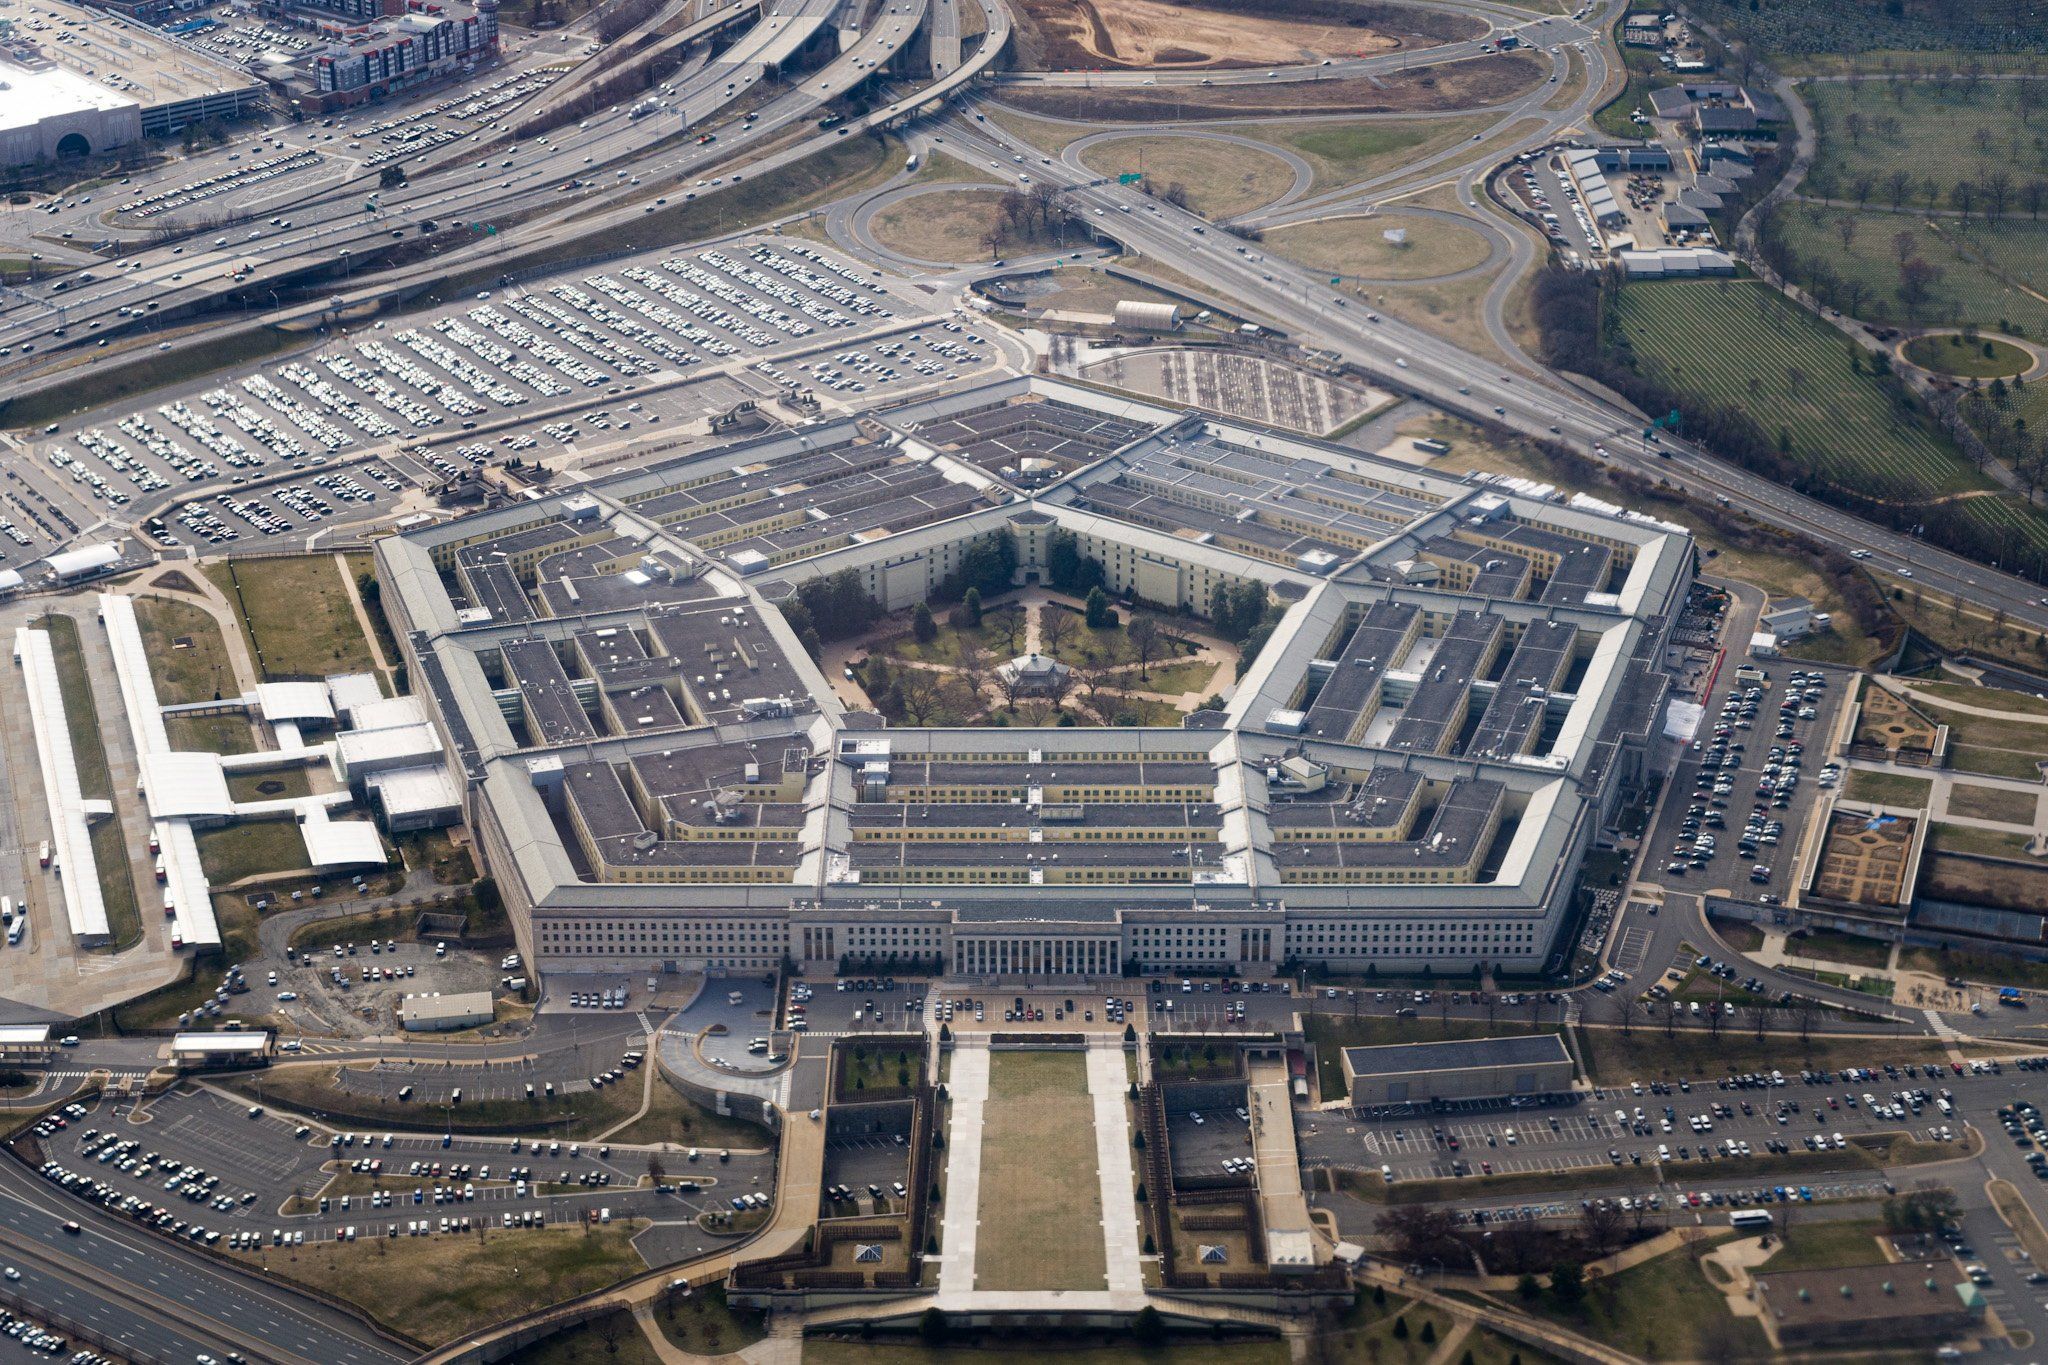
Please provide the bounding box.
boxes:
[378,376,1691,981]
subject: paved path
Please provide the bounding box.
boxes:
[1085,1038,1144,1296]
[937,1041,990,1296]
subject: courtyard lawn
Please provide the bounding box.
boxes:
[204,556,378,680]
[974,1051,1106,1291]
[1945,782,2038,824]
[131,594,238,705]
[1840,769,1933,808]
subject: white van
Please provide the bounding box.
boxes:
[1381,1164,1395,1184]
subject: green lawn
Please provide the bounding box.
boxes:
[647,1283,766,1357]
[1785,927,1894,969]
[975,1051,1105,1291]
[1926,821,2036,858]
[1770,205,2048,344]
[1904,333,2032,378]
[165,713,258,755]
[131,594,238,705]
[1611,279,2008,511]
[1804,79,2048,209]
[1230,117,1492,192]
[834,1042,925,1101]
[1840,768,1933,808]
[1523,1234,1770,1360]
[227,768,313,803]
[1759,1219,1891,1273]
[203,557,378,681]
[194,820,310,883]
[1945,781,2038,824]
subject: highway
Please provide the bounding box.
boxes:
[920,91,2048,642]
[0,1134,409,1365]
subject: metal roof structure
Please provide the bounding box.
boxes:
[14,625,110,943]
[377,375,1692,979]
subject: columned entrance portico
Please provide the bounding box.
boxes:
[952,933,1121,977]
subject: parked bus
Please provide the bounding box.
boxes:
[1729,1210,1774,1230]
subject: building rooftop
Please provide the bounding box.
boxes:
[1341,1033,1571,1076]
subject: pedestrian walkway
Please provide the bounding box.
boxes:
[937,1042,990,1296]
[1084,1039,1144,1296]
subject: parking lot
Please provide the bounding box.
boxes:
[16,237,999,564]
[1164,1106,1256,1183]
[1648,661,1849,902]
[19,1085,770,1258]
[822,1131,912,1217]
[1300,1056,2022,1185]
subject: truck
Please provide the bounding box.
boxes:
[817,113,845,129]
[904,154,920,172]
[37,841,49,869]
[2000,987,2027,1008]
[630,99,659,120]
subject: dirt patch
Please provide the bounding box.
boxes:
[1011,0,1478,72]
[870,188,1081,264]
[999,53,1543,120]
[1922,849,2048,911]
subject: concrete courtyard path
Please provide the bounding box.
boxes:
[1085,1038,1145,1296]
[937,1041,990,1296]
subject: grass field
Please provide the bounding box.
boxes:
[1841,768,1933,807]
[204,556,377,681]
[1524,1232,1769,1361]
[131,594,238,705]
[1770,205,2048,342]
[1612,279,1994,503]
[1075,136,1293,219]
[1926,821,2036,858]
[868,189,1077,264]
[1226,117,1492,192]
[1264,213,1493,282]
[1785,926,1894,969]
[1919,703,2048,778]
[195,820,309,883]
[648,1283,766,1357]
[1904,333,2033,378]
[1804,79,2048,207]
[227,767,313,803]
[1901,942,2048,990]
[165,713,258,755]
[1759,1219,1891,1272]
[237,1222,647,1347]
[1946,781,2039,824]
[975,1051,1105,1291]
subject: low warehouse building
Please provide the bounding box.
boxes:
[398,991,494,1031]
[1340,1034,1573,1109]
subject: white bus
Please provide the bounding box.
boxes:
[1729,1210,1775,1230]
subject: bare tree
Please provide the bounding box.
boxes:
[897,670,947,725]
[1039,603,1075,658]
[1126,616,1163,678]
